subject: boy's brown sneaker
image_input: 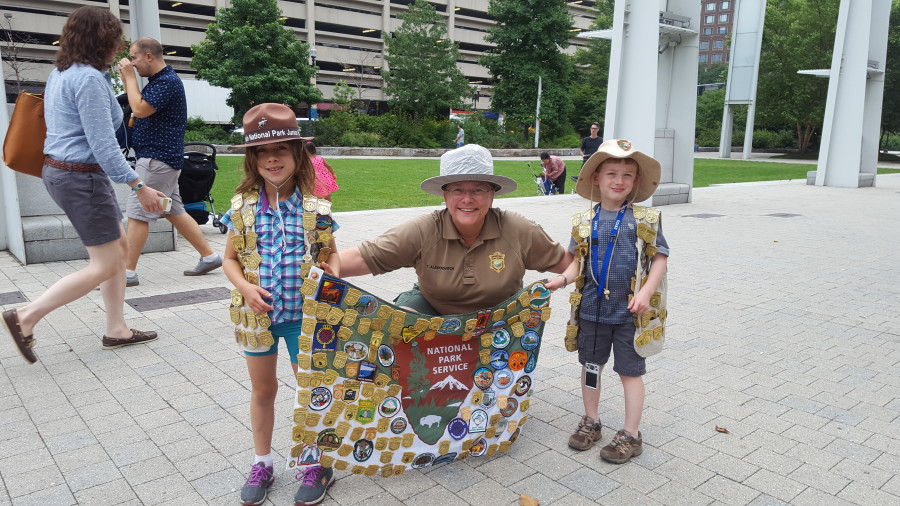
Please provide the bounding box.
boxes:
[599,429,643,463]
[568,415,602,450]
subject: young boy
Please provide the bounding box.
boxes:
[553,139,669,464]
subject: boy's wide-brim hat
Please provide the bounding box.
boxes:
[420,144,518,196]
[575,139,661,203]
[234,103,301,148]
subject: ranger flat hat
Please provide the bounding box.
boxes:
[575,139,661,202]
[234,103,302,148]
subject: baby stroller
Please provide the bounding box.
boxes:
[178,142,227,234]
[528,162,558,196]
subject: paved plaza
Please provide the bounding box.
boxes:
[1,170,898,505]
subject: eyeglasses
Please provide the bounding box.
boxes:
[445,188,493,197]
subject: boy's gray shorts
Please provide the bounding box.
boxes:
[576,319,646,377]
[125,158,185,221]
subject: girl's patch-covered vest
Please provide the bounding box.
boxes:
[227,188,335,353]
[565,205,668,358]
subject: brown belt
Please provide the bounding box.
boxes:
[45,157,102,173]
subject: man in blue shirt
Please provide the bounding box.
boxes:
[118,38,222,286]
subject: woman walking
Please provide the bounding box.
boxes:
[2,6,163,364]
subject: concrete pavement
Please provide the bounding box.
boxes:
[1,174,898,505]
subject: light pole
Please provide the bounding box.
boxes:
[309,47,317,119]
[473,85,481,111]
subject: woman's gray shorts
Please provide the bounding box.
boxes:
[576,318,646,377]
[42,165,123,247]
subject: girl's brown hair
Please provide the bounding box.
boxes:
[236,140,315,195]
[55,6,125,72]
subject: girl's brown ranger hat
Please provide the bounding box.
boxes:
[234,103,302,148]
[575,139,661,203]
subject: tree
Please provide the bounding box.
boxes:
[881,0,900,143]
[480,0,574,136]
[335,50,382,113]
[1,14,41,94]
[332,81,353,111]
[756,0,839,152]
[381,0,470,119]
[569,0,613,135]
[191,0,321,122]
[697,62,729,85]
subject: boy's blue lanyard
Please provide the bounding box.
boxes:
[591,201,628,300]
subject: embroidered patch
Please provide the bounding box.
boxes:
[618,139,632,151]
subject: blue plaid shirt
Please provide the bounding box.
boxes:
[221,188,338,325]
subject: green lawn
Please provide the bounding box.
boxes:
[206,155,900,213]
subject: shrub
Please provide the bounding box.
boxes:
[880,132,900,151]
[751,130,795,149]
[183,116,243,144]
[337,131,386,147]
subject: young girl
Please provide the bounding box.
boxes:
[305,141,340,199]
[221,103,340,506]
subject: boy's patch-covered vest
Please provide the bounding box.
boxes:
[565,205,668,358]
[227,188,335,353]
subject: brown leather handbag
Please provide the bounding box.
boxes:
[2,91,46,178]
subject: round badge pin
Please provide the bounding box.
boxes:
[528,283,551,309]
[378,396,400,418]
[355,295,378,316]
[309,387,332,411]
[490,349,509,370]
[411,453,436,469]
[469,437,488,457]
[473,367,494,390]
[447,417,468,440]
[514,375,532,396]
[493,368,514,389]
[316,428,342,451]
[353,439,374,462]
[523,310,542,329]
[377,344,395,367]
[521,331,540,351]
[344,341,369,361]
[390,417,408,434]
[508,350,528,371]
[499,398,519,417]
[491,328,511,348]
[438,319,462,334]
[433,452,458,465]
[316,215,333,230]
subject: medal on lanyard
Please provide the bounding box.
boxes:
[590,201,628,300]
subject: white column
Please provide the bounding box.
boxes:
[129,0,162,43]
[860,0,891,178]
[815,0,889,188]
[719,105,734,158]
[604,0,660,152]
[0,48,24,258]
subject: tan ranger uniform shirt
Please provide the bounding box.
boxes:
[358,208,565,315]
